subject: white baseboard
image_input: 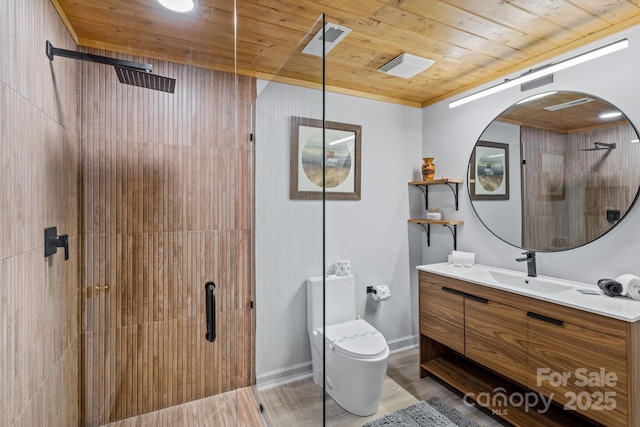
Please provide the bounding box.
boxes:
[387,334,419,354]
[256,361,313,390]
[255,334,418,389]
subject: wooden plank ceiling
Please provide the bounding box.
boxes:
[51,0,640,107]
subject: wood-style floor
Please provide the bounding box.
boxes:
[100,348,510,426]
[255,347,510,427]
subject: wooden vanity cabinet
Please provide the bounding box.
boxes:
[527,314,628,427]
[465,298,528,386]
[419,281,464,354]
[419,270,638,427]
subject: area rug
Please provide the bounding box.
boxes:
[363,396,481,427]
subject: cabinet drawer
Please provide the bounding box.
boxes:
[465,299,528,386]
[528,315,628,427]
[420,281,464,354]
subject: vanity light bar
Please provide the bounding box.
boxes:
[515,91,557,105]
[449,38,629,109]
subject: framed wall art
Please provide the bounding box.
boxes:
[470,141,509,200]
[290,116,362,200]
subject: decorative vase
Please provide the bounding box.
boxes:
[422,157,436,180]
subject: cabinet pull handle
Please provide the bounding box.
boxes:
[464,294,488,304]
[442,287,465,296]
[527,311,564,326]
[442,287,488,303]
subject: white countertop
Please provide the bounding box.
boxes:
[418,263,640,322]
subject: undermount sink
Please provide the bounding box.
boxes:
[486,270,574,294]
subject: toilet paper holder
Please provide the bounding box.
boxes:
[366,285,390,301]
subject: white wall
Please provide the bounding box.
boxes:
[474,121,522,245]
[422,25,640,284]
[255,82,423,382]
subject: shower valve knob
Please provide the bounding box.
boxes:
[44,227,69,260]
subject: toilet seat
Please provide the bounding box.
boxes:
[318,319,387,359]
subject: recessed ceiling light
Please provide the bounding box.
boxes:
[155,0,197,13]
[600,111,623,119]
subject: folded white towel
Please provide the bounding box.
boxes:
[451,250,476,267]
[615,274,640,300]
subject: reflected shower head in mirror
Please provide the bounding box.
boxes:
[468,90,640,252]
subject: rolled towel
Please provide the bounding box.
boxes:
[451,250,475,267]
[615,274,640,300]
[597,278,623,297]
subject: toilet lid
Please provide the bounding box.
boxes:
[318,319,387,358]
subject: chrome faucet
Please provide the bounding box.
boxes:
[516,250,537,277]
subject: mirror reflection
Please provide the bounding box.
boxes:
[469,91,640,251]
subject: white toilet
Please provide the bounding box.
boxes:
[306,274,389,416]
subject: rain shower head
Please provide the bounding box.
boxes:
[114,65,176,93]
[46,41,176,93]
[579,142,617,151]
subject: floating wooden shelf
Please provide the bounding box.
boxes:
[408,219,464,226]
[409,179,463,211]
[408,219,463,249]
[409,178,464,186]
[409,178,464,249]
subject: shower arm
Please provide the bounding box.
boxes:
[595,142,616,149]
[46,41,152,73]
[579,142,617,151]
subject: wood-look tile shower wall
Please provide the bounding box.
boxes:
[79,55,256,425]
[0,0,80,426]
[522,124,640,249]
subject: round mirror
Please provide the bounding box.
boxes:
[468,91,640,251]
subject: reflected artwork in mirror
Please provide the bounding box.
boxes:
[468,91,640,251]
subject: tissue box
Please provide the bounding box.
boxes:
[335,259,351,276]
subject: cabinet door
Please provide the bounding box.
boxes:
[465,298,528,386]
[528,314,628,427]
[419,281,464,354]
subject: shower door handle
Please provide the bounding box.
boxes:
[205,282,216,342]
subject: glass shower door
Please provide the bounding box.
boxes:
[253,15,328,426]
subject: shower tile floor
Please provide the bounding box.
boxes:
[101,348,508,426]
[100,387,265,427]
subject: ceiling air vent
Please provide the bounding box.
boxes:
[378,53,435,78]
[302,23,352,57]
[544,97,595,111]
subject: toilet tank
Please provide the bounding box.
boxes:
[307,274,356,334]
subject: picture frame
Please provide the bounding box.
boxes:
[290,116,362,200]
[470,141,509,200]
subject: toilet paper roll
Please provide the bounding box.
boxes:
[335,259,351,276]
[371,285,390,301]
